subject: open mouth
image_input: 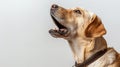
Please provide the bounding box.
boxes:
[49,15,69,36]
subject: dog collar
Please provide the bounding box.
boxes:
[73,48,107,67]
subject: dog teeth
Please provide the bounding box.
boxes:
[50,28,59,32]
[56,28,58,29]
[52,28,58,30]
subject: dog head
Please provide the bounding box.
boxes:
[49,4,106,40]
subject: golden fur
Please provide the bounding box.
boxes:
[49,4,120,67]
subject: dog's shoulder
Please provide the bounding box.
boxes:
[107,48,120,67]
[105,48,118,64]
[89,48,119,67]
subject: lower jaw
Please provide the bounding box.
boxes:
[49,28,70,36]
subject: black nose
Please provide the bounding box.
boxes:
[51,4,58,9]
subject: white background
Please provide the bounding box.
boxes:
[0,0,120,67]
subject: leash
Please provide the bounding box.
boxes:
[73,48,107,67]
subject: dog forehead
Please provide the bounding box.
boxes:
[67,7,95,20]
[70,7,94,14]
[69,7,83,10]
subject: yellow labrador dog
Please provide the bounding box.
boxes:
[49,4,120,67]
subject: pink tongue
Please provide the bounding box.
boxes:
[59,29,67,33]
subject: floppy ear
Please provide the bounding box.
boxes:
[85,15,106,38]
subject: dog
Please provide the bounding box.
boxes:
[49,4,120,67]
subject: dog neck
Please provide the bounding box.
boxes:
[68,36,107,63]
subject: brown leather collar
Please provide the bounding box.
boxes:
[74,48,107,67]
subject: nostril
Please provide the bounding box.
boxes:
[52,4,58,9]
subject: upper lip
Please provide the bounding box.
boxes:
[50,14,66,29]
[50,5,67,29]
[50,9,55,16]
[50,4,58,15]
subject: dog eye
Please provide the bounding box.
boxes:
[74,10,81,14]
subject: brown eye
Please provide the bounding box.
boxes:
[74,10,81,14]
